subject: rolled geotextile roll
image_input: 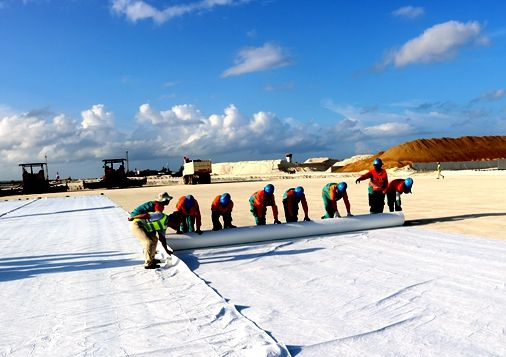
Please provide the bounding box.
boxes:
[166,212,405,251]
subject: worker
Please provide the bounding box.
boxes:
[282,186,310,222]
[436,162,445,179]
[211,193,236,231]
[128,192,173,269]
[384,178,413,212]
[176,195,203,234]
[137,211,184,267]
[321,182,353,218]
[249,183,281,225]
[356,158,388,213]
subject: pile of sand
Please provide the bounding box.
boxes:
[212,160,283,176]
[337,136,506,172]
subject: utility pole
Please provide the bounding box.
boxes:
[126,150,129,173]
[45,154,49,181]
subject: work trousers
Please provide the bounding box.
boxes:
[130,221,158,266]
[386,191,402,212]
[180,216,196,233]
[322,196,336,219]
[283,199,299,222]
[368,191,385,213]
[211,211,233,230]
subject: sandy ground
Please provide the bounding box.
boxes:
[3,170,505,240]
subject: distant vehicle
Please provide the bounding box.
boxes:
[83,159,147,189]
[19,162,68,194]
[182,159,212,184]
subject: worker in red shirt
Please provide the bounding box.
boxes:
[321,182,353,218]
[283,186,310,222]
[356,158,388,213]
[249,184,281,225]
[175,195,203,234]
[211,193,236,231]
[384,178,413,212]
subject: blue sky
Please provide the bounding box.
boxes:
[1,0,505,180]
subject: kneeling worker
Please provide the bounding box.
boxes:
[282,186,310,222]
[249,184,281,225]
[321,182,353,218]
[211,193,236,231]
[176,195,203,235]
[128,192,173,269]
[384,178,413,212]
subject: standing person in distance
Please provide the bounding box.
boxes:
[384,178,413,212]
[436,162,445,179]
[128,192,173,269]
[249,184,281,225]
[282,186,310,222]
[356,158,388,213]
[176,195,203,234]
[211,193,236,231]
[321,182,353,218]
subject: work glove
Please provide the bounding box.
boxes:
[347,213,354,217]
[196,229,203,235]
[274,219,282,224]
[355,178,360,184]
[303,216,311,222]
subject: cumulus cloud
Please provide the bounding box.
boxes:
[111,0,247,24]
[81,104,114,129]
[222,43,292,77]
[379,20,489,69]
[391,6,424,19]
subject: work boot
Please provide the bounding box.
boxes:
[153,258,163,264]
[144,263,160,269]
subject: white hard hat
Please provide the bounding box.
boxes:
[156,192,173,203]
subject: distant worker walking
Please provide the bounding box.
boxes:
[356,158,388,213]
[249,184,281,225]
[128,192,173,269]
[211,193,236,231]
[321,182,352,218]
[282,186,310,222]
[384,178,413,212]
[436,162,445,179]
[176,195,203,234]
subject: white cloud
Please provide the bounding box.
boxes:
[477,88,505,101]
[111,0,246,24]
[222,43,292,77]
[81,104,114,129]
[380,21,489,68]
[391,6,424,19]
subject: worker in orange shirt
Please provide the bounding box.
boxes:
[211,193,236,231]
[384,178,413,212]
[321,182,352,218]
[282,186,310,222]
[175,195,203,234]
[249,184,281,225]
[356,158,388,213]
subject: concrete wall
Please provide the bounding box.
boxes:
[413,160,506,171]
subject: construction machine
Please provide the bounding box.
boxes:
[83,159,147,189]
[19,162,68,194]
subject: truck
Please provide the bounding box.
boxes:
[83,159,147,189]
[182,159,212,184]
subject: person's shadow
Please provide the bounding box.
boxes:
[404,212,506,226]
[0,251,139,282]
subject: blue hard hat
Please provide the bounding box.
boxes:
[294,186,304,198]
[264,184,274,195]
[337,182,347,193]
[404,178,413,193]
[184,195,195,209]
[219,193,231,206]
[373,158,383,167]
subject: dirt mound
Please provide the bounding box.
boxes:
[337,136,506,172]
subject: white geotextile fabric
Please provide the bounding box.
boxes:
[0,196,289,357]
[178,227,506,357]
